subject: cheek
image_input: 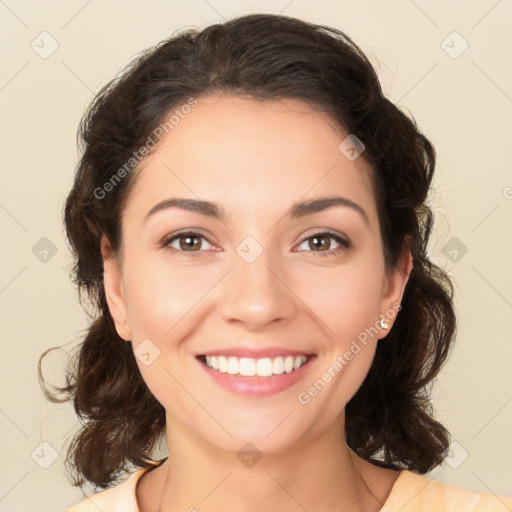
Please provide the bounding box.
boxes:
[120,259,206,412]
[293,256,384,410]
[122,255,219,341]
[295,255,385,344]
[120,256,223,408]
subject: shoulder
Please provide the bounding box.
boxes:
[381,469,512,512]
[63,467,150,512]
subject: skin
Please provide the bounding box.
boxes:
[101,95,413,511]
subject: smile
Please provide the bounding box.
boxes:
[204,355,308,377]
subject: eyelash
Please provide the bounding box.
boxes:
[161,229,351,258]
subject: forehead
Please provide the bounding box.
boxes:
[124,95,377,223]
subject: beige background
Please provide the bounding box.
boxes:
[1,0,511,510]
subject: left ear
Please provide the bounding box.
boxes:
[378,237,413,337]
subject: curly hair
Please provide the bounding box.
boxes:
[39,12,456,490]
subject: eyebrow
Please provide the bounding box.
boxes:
[144,196,370,226]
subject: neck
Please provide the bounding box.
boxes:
[153,416,391,512]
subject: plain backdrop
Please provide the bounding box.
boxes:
[1,1,511,510]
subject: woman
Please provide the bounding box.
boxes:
[41,12,512,512]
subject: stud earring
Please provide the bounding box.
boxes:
[379,318,389,329]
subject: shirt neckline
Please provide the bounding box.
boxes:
[128,465,410,512]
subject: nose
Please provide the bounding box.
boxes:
[219,249,298,331]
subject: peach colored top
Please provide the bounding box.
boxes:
[63,466,512,511]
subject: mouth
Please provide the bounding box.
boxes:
[197,354,310,377]
[196,353,316,396]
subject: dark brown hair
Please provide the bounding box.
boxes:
[39,12,456,490]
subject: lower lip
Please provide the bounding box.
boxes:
[198,357,315,397]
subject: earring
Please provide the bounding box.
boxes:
[379,318,389,329]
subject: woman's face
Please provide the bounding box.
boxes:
[103,95,410,454]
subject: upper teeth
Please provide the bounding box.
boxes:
[205,355,308,377]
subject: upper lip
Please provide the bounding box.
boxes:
[198,347,314,358]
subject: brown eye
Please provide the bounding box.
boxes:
[308,234,331,251]
[177,234,202,251]
[163,231,215,255]
[296,231,350,256]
